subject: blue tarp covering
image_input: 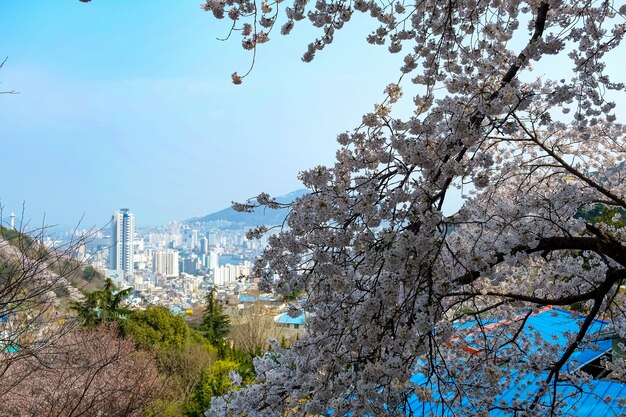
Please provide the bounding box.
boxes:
[239,295,258,303]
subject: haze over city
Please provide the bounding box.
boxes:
[0,0,400,228]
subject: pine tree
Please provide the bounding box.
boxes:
[72,278,132,327]
[200,288,230,354]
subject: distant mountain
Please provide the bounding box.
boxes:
[187,189,309,227]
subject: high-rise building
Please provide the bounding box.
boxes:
[200,237,209,254]
[153,249,179,277]
[214,262,250,286]
[207,232,218,247]
[191,229,198,250]
[109,208,135,275]
[208,250,219,270]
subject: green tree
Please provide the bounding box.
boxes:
[122,306,192,351]
[200,288,230,354]
[71,278,132,327]
[81,265,103,281]
[577,204,626,228]
[185,360,239,416]
[120,307,220,416]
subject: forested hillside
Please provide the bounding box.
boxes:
[0,227,258,416]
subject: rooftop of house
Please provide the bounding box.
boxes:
[326,307,626,416]
[410,307,625,416]
[275,312,306,326]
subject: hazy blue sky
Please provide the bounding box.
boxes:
[0,1,401,228]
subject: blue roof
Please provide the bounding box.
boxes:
[519,308,609,365]
[275,312,306,326]
[409,308,622,416]
[455,317,501,330]
[407,370,626,416]
[460,308,611,370]
[2,345,19,353]
[329,308,624,416]
[239,295,257,303]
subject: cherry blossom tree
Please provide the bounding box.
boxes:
[0,325,164,417]
[0,218,89,387]
[199,0,626,415]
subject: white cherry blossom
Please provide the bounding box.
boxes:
[207,0,626,415]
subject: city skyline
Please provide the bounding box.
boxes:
[0,1,402,229]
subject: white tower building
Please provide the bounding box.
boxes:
[110,208,135,275]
